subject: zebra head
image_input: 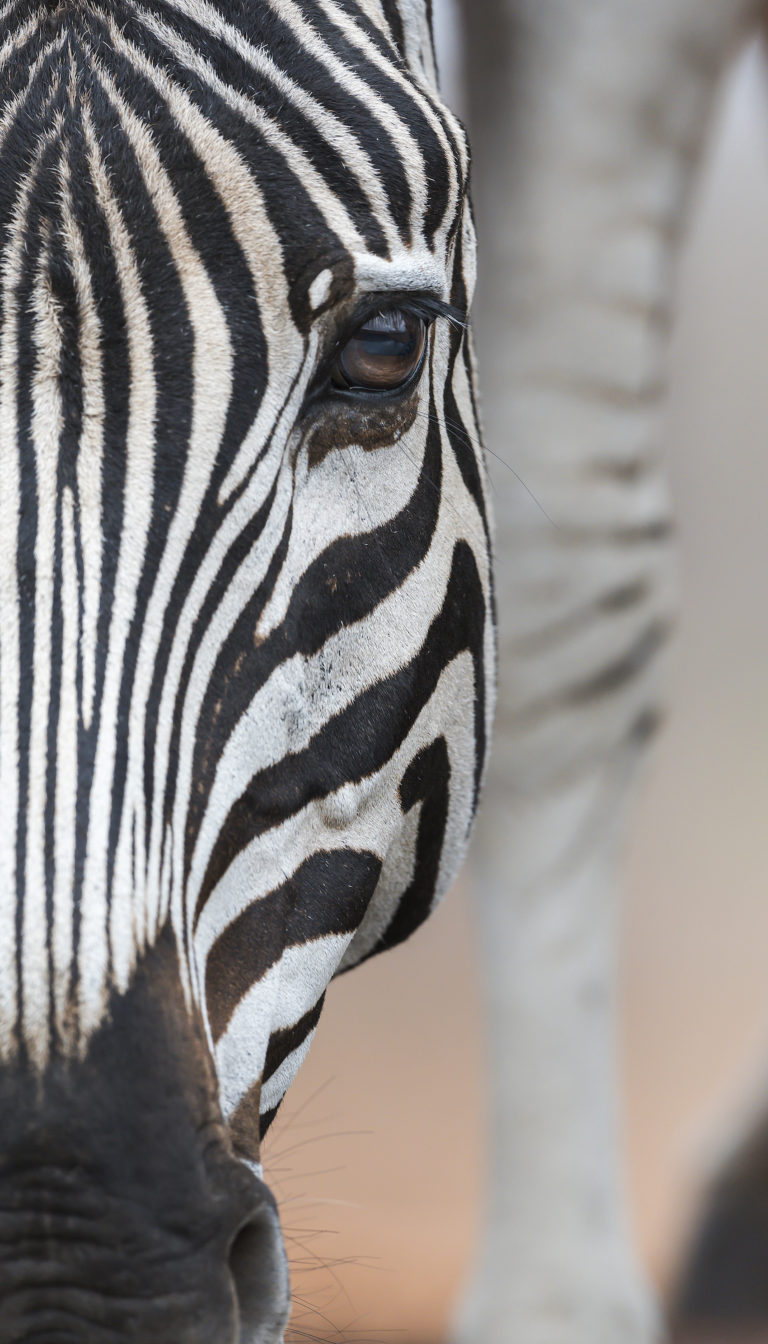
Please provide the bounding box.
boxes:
[0,0,493,1339]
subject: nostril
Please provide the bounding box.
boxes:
[229,1202,290,1344]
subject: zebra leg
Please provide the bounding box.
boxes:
[456,1,759,1341]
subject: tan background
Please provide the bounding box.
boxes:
[265,34,768,1344]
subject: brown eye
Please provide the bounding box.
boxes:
[332,309,427,391]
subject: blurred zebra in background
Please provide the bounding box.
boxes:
[457,1,768,1342]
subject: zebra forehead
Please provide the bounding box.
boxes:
[3,0,468,302]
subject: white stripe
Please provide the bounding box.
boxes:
[216,935,349,1117]
[58,158,104,732]
[259,1030,316,1115]
[79,105,157,1031]
[53,488,79,1050]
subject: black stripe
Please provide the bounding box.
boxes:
[262,996,324,1085]
[376,0,406,57]
[205,849,380,1043]
[360,735,450,960]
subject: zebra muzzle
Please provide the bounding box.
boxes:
[0,930,290,1344]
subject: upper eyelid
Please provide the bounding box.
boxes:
[382,297,463,326]
[335,292,466,342]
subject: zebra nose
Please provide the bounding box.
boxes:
[228,1183,291,1344]
[0,1164,291,1344]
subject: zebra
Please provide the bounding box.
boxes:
[451,1,768,1343]
[0,0,493,1338]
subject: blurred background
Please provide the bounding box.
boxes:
[265,16,768,1343]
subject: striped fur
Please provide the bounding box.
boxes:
[0,0,493,1153]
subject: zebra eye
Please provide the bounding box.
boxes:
[332,309,427,391]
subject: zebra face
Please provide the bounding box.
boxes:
[0,0,493,1339]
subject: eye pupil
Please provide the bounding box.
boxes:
[333,309,427,391]
[356,329,417,359]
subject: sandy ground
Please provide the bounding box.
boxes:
[263,36,768,1344]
